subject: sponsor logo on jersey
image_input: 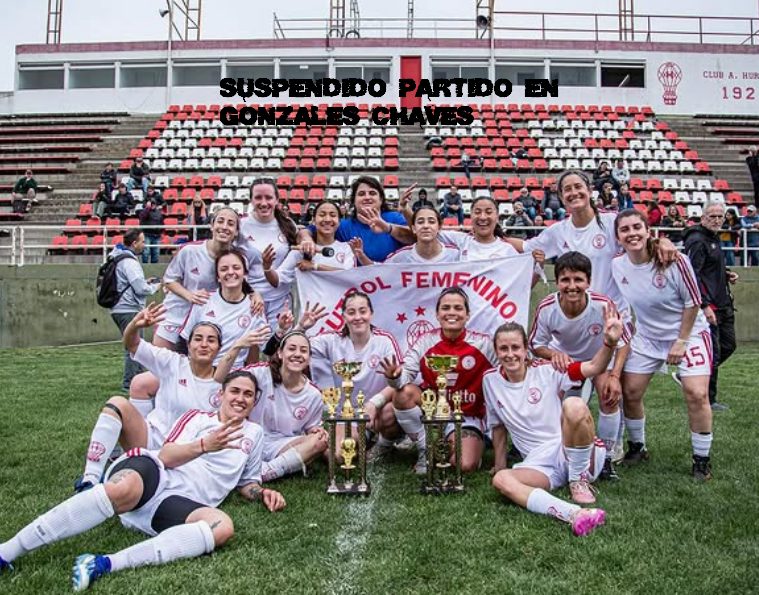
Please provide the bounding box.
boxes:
[293,406,308,420]
[190,267,200,275]
[652,273,667,289]
[238,314,251,328]
[87,441,107,462]
[178,378,188,387]
[588,323,602,336]
[209,390,221,408]
[206,310,216,318]
[461,355,476,370]
[239,437,253,454]
[336,252,345,264]
[620,277,629,285]
[592,234,607,249]
[562,241,570,249]
[368,354,380,369]
[527,387,543,404]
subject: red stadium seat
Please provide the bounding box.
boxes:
[78,203,93,217]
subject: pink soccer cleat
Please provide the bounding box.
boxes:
[571,508,606,537]
[569,479,597,504]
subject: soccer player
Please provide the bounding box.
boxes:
[486,307,622,537]
[216,331,328,482]
[0,371,286,590]
[529,251,632,483]
[380,287,497,474]
[180,249,270,368]
[385,206,461,264]
[612,209,714,480]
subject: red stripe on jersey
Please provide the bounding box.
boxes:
[527,294,558,347]
[567,361,585,382]
[374,328,403,360]
[700,330,713,372]
[386,245,414,260]
[178,302,196,337]
[165,409,201,443]
[594,438,606,448]
[676,258,701,305]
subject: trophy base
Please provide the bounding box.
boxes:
[327,481,371,496]
[419,481,465,496]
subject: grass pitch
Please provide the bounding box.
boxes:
[0,343,758,594]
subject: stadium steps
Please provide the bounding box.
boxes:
[398,127,438,192]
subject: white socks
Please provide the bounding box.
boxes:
[564,445,593,482]
[393,406,426,450]
[375,434,394,448]
[108,521,215,572]
[0,484,114,563]
[691,432,713,458]
[625,417,646,445]
[526,488,579,524]
[597,410,621,456]
[129,397,154,419]
[82,413,122,484]
[262,448,304,482]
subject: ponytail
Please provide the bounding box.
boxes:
[274,206,298,246]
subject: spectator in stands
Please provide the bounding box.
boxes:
[720,209,741,266]
[186,196,210,240]
[425,135,443,151]
[460,151,474,182]
[607,196,620,213]
[683,200,738,412]
[662,204,686,247]
[280,203,298,224]
[441,184,464,225]
[109,228,161,390]
[511,147,528,165]
[517,187,539,220]
[112,183,135,218]
[503,201,533,239]
[593,161,613,192]
[532,214,546,233]
[93,182,113,219]
[12,169,38,214]
[138,193,165,264]
[646,200,662,227]
[144,184,164,209]
[127,157,150,194]
[411,188,435,211]
[598,182,616,208]
[611,159,630,190]
[541,181,565,221]
[746,146,759,207]
[338,200,350,220]
[617,183,634,210]
[100,162,117,195]
[740,204,759,266]
[301,204,317,226]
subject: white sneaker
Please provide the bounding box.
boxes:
[394,435,415,452]
[413,450,428,475]
[611,442,625,464]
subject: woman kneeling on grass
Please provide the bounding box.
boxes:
[0,371,285,591]
[484,307,622,537]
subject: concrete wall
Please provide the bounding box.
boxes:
[2,264,758,348]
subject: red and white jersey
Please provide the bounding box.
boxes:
[524,211,628,311]
[237,216,291,300]
[310,328,402,397]
[276,240,356,286]
[241,363,323,439]
[179,290,269,368]
[439,230,519,261]
[528,291,631,361]
[612,253,708,342]
[162,240,218,331]
[163,409,264,506]
[385,242,460,264]
[483,361,584,457]
[399,328,497,419]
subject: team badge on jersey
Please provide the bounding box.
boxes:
[237,314,251,328]
[209,390,221,408]
[588,323,602,336]
[239,437,253,454]
[293,406,308,420]
[87,441,106,462]
[461,355,476,370]
[592,234,607,249]
[652,273,667,289]
[527,387,543,404]
[336,252,345,264]
[368,354,380,369]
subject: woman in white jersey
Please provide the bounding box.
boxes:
[74,303,223,492]
[612,209,714,481]
[155,207,242,350]
[385,206,460,264]
[237,178,299,328]
[263,201,356,291]
[216,331,328,482]
[180,249,270,369]
[485,317,622,537]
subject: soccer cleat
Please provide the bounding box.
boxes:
[671,371,683,387]
[71,554,111,591]
[0,555,14,573]
[692,455,713,481]
[610,442,625,465]
[569,478,597,504]
[599,458,620,481]
[622,441,650,465]
[73,476,95,494]
[413,450,428,475]
[367,441,393,463]
[570,508,606,537]
[393,435,415,452]
[710,402,729,412]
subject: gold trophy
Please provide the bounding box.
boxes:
[419,355,465,495]
[322,361,370,496]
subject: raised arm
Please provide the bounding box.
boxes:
[123,303,166,355]
[579,305,622,379]
[158,418,243,469]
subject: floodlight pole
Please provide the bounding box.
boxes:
[165,0,174,108]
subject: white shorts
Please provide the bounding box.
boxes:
[515,437,606,490]
[146,422,166,451]
[262,432,302,461]
[624,330,712,377]
[263,294,290,331]
[154,321,183,344]
[444,415,486,440]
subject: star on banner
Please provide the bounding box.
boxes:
[414,306,426,317]
[396,312,408,324]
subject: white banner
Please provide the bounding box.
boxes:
[295,254,533,352]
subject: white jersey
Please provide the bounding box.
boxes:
[439,230,519,261]
[161,240,218,332]
[612,253,708,343]
[132,341,221,443]
[242,363,323,440]
[179,289,269,368]
[276,240,356,286]
[385,242,460,264]
[310,328,402,399]
[483,360,584,457]
[163,409,264,505]
[528,291,631,361]
[524,211,628,311]
[237,216,292,300]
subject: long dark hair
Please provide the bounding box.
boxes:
[340,291,375,338]
[215,248,253,296]
[251,177,297,245]
[471,196,505,239]
[435,287,470,314]
[614,209,665,272]
[269,331,310,386]
[349,175,388,217]
[557,170,604,230]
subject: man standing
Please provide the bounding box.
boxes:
[441,184,464,225]
[138,186,165,264]
[110,229,161,390]
[740,204,759,266]
[746,146,759,207]
[682,200,738,412]
[12,169,38,213]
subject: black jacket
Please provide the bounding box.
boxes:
[682,224,733,311]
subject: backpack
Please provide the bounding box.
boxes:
[96,253,135,308]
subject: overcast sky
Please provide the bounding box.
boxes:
[0,0,756,91]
